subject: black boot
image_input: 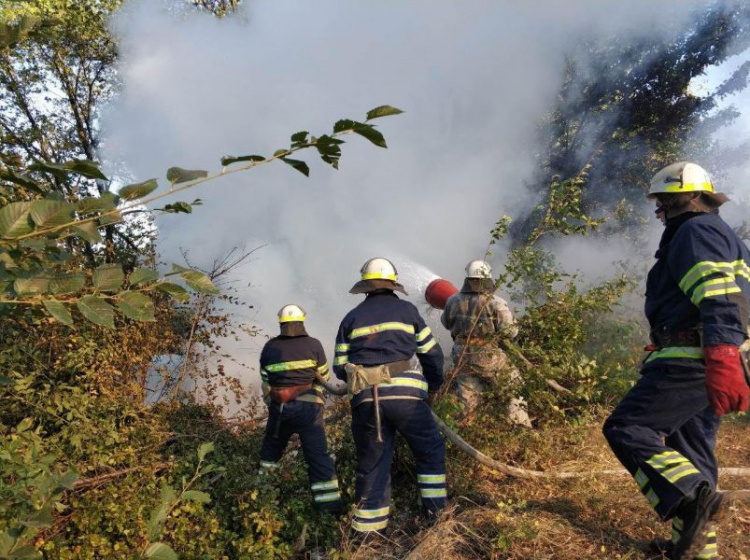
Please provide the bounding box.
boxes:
[671,485,725,560]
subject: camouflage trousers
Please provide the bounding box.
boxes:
[451,344,532,428]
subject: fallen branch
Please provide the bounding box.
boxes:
[73,462,172,491]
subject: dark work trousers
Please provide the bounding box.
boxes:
[259,400,341,512]
[603,363,721,522]
[351,398,446,533]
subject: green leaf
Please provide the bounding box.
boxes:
[181,270,219,295]
[50,273,86,295]
[182,490,211,503]
[0,377,15,386]
[71,221,103,244]
[76,192,118,214]
[0,170,47,194]
[366,105,404,120]
[166,167,208,184]
[66,160,108,181]
[220,154,265,166]
[116,291,156,322]
[76,296,115,328]
[0,201,33,239]
[352,123,387,148]
[144,543,178,560]
[56,471,78,491]
[118,179,158,201]
[43,299,74,326]
[162,202,192,214]
[8,546,42,560]
[30,199,75,228]
[155,282,190,303]
[14,274,51,296]
[291,131,309,144]
[20,508,54,528]
[130,268,158,286]
[29,159,108,181]
[93,264,124,292]
[333,119,356,133]
[148,484,177,540]
[280,158,310,177]
[197,441,214,461]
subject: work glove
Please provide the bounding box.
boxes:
[703,344,750,416]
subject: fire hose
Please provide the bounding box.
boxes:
[315,378,750,502]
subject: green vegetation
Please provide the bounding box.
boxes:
[1,1,749,559]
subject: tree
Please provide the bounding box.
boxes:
[515,2,750,242]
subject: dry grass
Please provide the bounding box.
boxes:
[339,416,750,559]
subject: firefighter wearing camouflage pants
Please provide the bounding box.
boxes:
[441,260,532,427]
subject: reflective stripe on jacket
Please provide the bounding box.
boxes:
[333,291,444,394]
[260,335,329,404]
[644,211,750,370]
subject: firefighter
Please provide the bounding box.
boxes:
[333,257,447,535]
[258,304,342,513]
[440,260,532,427]
[603,162,750,560]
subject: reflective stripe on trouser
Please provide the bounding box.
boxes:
[603,362,720,520]
[311,478,341,506]
[351,399,446,532]
[259,400,341,512]
[671,517,718,559]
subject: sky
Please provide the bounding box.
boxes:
[102,0,750,388]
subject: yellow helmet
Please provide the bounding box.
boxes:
[647,162,715,198]
[277,304,306,323]
[349,257,407,295]
[359,257,398,282]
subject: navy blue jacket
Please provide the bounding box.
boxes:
[260,334,330,403]
[333,292,444,402]
[644,211,750,370]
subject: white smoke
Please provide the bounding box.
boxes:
[103,0,745,385]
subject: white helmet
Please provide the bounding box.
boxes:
[465,260,492,279]
[360,257,398,282]
[648,162,715,198]
[277,304,306,323]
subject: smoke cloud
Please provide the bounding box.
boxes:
[103,0,748,385]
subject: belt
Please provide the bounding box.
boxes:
[269,383,313,404]
[649,326,701,348]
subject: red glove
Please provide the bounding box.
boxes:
[704,344,750,416]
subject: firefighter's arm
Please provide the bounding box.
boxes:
[314,339,330,384]
[259,347,271,406]
[670,222,749,415]
[492,295,519,339]
[414,313,444,392]
[332,321,350,381]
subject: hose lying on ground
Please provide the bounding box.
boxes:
[318,379,750,502]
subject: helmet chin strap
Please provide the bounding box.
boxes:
[659,192,706,219]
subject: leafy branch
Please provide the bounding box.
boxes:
[0,106,403,327]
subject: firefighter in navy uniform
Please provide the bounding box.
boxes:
[603,162,750,560]
[258,304,342,513]
[333,258,447,535]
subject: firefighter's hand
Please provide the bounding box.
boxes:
[427,392,438,408]
[704,345,750,416]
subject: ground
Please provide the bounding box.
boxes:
[339,416,750,560]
